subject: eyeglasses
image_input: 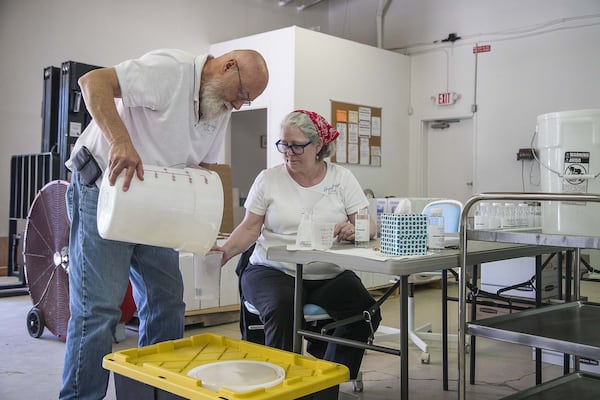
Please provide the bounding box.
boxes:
[235,64,252,106]
[275,139,313,155]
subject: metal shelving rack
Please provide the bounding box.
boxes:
[457,192,600,400]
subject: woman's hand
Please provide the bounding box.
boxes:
[334,221,355,242]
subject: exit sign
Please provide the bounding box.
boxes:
[473,44,491,54]
[437,92,454,106]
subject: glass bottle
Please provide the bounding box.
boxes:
[354,207,370,248]
[428,207,445,249]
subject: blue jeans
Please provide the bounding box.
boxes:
[59,171,185,400]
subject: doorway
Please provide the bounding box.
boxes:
[230,108,268,219]
[421,117,474,205]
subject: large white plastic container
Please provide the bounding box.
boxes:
[537,109,600,236]
[97,165,223,254]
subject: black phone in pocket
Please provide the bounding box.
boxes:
[72,146,102,185]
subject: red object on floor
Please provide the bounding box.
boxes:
[120,282,136,323]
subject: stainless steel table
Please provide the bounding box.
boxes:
[458,192,600,400]
[267,241,566,400]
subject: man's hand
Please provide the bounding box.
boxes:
[107,139,144,191]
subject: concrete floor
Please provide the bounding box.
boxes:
[1,278,595,400]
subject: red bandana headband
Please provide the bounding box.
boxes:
[294,110,340,145]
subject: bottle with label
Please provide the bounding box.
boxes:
[354,207,370,248]
[428,207,445,250]
[474,202,490,230]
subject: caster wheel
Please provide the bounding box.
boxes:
[465,344,471,354]
[27,307,45,338]
[352,371,364,392]
[421,352,431,364]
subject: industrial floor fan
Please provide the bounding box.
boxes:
[23,180,136,339]
[23,180,70,338]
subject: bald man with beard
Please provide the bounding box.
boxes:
[60,48,268,400]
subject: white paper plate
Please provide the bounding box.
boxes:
[187,360,286,393]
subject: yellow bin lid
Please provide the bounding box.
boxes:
[103,333,349,400]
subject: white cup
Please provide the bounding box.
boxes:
[194,251,222,301]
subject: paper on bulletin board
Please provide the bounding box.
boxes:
[359,120,371,137]
[336,109,348,123]
[371,146,381,157]
[348,143,359,164]
[348,123,359,143]
[358,107,371,136]
[371,146,381,166]
[371,116,381,136]
[336,122,347,140]
[360,137,370,165]
[359,107,371,122]
[348,110,359,124]
[336,123,347,163]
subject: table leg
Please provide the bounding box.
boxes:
[293,263,304,354]
[442,269,448,391]
[399,275,409,400]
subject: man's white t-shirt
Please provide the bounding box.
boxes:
[66,49,230,174]
[246,162,369,280]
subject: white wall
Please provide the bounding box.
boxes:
[324,0,600,196]
[293,27,410,197]
[211,26,411,198]
[368,0,600,198]
[407,18,600,197]
[474,26,600,193]
[0,0,327,237]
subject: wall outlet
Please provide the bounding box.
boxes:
[517,148,535,160]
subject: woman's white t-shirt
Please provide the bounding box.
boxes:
[246,162,369,280]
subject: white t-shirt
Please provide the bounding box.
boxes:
[246,162,369,279]
[66,49,230,174]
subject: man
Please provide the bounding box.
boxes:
[59,48,268,400]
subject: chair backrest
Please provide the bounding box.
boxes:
[421,199,463,233]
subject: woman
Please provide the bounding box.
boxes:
[215,110,380,379]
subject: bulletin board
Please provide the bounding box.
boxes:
[330,101,382,167]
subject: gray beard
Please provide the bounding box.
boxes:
[200,81,232,121]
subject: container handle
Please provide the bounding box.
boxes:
[531,130,600,180]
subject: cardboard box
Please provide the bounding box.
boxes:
[470,300,513,320]
[0,236,7,275]
[480,256,559,300]
[533,349,600,374]
[469,298,535,321]
[208,164,233,234]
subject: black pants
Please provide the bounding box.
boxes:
[240,265,382,379]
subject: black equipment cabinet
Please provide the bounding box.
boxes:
[2,61,100,296]
[3,153,60,295]
[57,61,102,180]
[41,66,60,153]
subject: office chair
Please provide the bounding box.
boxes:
[376,199,463,364]
[235,244,364,392]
